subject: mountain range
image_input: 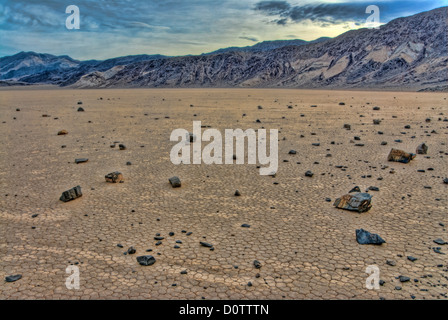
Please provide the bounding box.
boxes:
[1,7,447,91]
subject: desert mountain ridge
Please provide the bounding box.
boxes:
[1,6,447,91]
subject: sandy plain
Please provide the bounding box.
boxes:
[0,88,447,300]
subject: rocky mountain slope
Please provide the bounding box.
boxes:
[1,7,446,90]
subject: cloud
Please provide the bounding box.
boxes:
[254,1,291,14]
[239,36,259,42]
[128,22,171,31]
[253,0,444,26]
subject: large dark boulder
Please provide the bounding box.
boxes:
[136,255,156,266]
[60,186,82,202]
[356,229,386,245]
[334,193,372,213]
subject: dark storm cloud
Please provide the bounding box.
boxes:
[253,0,443,26]
[239,36,259,42]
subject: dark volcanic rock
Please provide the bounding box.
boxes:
[169,176,181,188]
[433,238,447,245]
[75,158,88,164]
[127,246,136,254]
[234,190,241,196]
[5,274,22,282]
[200,241,213,248]
[305,170,314,177]
[119,144,126,150]
[241,224,251,228]
[60,185,82,202]
[356,229,386,245]
[416,143,428,154]
[254,260,262,269]
[349,186,361,193]
[289,150,297,155]
[77,107,84,112]
[334,193,372,213]
[136,255,156,266]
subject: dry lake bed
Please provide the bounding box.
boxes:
[0,88,447,299]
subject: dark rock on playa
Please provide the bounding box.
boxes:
[305,170,314,177]
[334,193,372,213]
[254,260,262,269]
[75,158,88,164]
[356,229,386,245]
[105,172,124,183]
[416,143,428,155]
[433,238,447,245]
[289,150,297,155]
[234,190,241,196]
[399,276,410,282]
[241,224,251,228]
[5,274,22,282]
[349,186,361,193]
[200,242,213,248]
[127,247,136,254]
[57,130,68,135]
[444,178,448,184]
[387,148,416,163]
[119,144,126,150]
[77,107,84,112]
[169,176,181,188]
[136,255,156,266]
[60,186,82,202]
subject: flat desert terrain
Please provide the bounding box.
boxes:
[0,88,447,300]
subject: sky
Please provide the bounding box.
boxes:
[0,0,446,60]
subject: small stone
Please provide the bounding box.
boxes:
[127,247,136,254]
[433,239,447,245]
[399,276,410,282]
[386,260,396,266]
[254,260,262,269]
[5,275,22,282]
[169,176,181,188]
[75,158,88,164]
[105,172,124,183]
[136,255,156,266]
[234,190,241,196]
[289,150,297,155]
[416,143,428,155]
[200,242,213,248]
[407,256,418,262]
[119,144,126,150]
[305,170,314,177]
[77,107,84,112]
[349,186,361,193]
[57,130,68,135]
[241,224,251,228]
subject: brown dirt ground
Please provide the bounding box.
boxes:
[0,88,447,300]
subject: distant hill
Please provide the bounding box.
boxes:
[1,7,447,91]
[203,37,331,55]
